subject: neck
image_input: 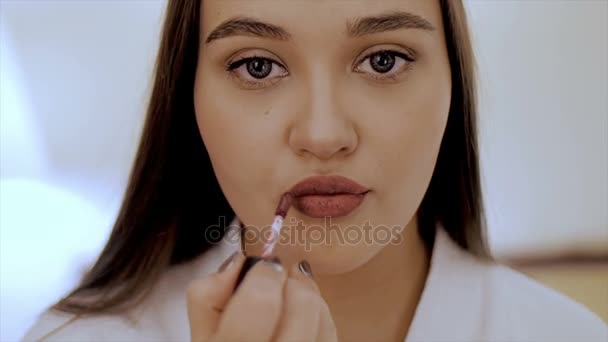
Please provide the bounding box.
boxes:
[315,221,431,342]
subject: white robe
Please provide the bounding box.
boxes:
[22,219,607,341]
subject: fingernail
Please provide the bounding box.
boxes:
[262,256,284,273]
[298,260,313,277]
[218,251,239,272]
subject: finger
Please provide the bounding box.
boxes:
[215,257,287,341]
[288,261,338,342]
[274,261,322,342]
[286,260,318,293]
[186,251,245,342]
[316,299,339,342]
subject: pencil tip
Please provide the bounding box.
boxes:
[275,192,293,217]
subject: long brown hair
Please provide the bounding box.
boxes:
[51,0,486,316]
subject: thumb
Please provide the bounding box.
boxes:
[186,251,245,342]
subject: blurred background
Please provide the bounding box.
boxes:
[0,0,606,340]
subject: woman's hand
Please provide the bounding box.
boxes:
[187,252,338,342]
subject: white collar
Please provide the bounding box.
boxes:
[405,227,488,341]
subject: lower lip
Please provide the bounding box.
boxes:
[293,193,367,218]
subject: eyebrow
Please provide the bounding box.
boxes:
[205,16,291,44]
[347,10,435,37]
[204,10,435,45]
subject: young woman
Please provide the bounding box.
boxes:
[23,0,606,341]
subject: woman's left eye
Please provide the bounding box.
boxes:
[354,50,415,79]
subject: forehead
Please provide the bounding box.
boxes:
[200,0,444,42]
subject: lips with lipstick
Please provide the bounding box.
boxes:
[288,175,370,218]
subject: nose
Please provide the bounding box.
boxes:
[288,76,358,161]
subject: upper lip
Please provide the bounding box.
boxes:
[288,175,370,197]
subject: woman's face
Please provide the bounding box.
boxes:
[194,0,451,274]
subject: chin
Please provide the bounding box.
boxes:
[274,241,382,276]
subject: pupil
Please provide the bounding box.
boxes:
[371,52,395,73]
[248,58,272,79]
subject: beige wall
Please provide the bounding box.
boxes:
[516,262,608,323]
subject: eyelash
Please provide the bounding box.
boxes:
[354,49,415,82]
[225,49,416,89]
[225,56,288,89]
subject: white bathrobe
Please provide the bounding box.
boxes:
[22,218,607,341]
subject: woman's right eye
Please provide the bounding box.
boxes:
[225,56,289,89]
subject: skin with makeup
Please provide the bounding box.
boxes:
[22,1,607,342]
[189,1,449,341]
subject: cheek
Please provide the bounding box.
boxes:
[193,72,279,211]
[355,74,451,211]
